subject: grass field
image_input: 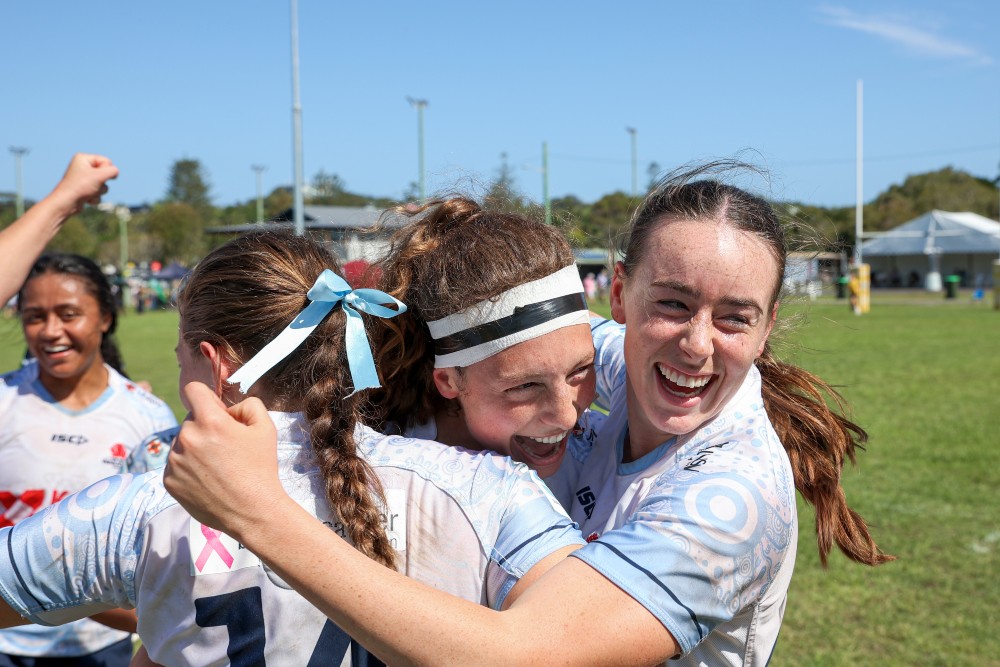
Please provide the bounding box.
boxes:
[2,292,997,665]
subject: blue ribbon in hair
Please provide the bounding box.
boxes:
[227,269,407,396]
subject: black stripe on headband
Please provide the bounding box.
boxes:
[433,292,588,356]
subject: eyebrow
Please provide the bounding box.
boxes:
[651,280,765,315]
[493,350,596,384]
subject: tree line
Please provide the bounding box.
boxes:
[1,158,997,268]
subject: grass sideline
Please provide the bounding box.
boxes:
[2,297,997,665]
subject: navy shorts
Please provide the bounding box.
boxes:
[0,638,132,667]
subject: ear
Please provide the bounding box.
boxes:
[756,302,779,358]
[432,367,462,399]
[609,261,628,325]
[99,311,112,334]
[198,341,237,389]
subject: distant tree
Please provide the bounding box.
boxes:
[586,191,638,248]
[165,159,213,221]
[485,152,533,213]
[310,170,347,203]
[144,202,205,265]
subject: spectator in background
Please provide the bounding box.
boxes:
[0,253,177,666]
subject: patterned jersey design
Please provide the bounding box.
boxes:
[0,361,177,657]
[548,317,798,666]
[0,413,583,666]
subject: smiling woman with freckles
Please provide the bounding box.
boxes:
[368,197,599,479]
[151,163,893,666]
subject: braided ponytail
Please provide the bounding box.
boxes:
[178,231,396,570]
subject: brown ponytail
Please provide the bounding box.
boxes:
[178,231,397,569]
[369,197,576,430]
[757,343,894,566]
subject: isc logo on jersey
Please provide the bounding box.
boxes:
[50,433,89,445]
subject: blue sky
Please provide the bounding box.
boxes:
[2,1,997,210]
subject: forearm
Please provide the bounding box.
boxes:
[90,608,137,633]
[0,197,73,303]
[0,599,28,629]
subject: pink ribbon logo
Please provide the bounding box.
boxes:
[195,524,235,572]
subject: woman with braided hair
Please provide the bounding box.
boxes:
[0,231,583,665]
[151,164,892,665]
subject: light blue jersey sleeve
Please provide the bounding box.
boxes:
[126,426,178,474]
[590,316,627,410]
[483,463,586,608]
[0,472,171,626]
[569,432,796,654]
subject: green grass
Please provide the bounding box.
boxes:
[2,296,998,665]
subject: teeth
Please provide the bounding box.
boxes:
[527,431,569,445]
[657,365,711,388]
[45,345,71,353]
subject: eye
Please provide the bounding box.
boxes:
[569,363,594,380]
[505,381,540,395]
[658,300,687,310]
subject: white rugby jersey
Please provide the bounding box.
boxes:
[0,361,177,658]
[549,318,798,666]
[0,413,584,667]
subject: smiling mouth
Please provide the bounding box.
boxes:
[657,364,713,398]
[42,345,72,354]
[513,430,570,464]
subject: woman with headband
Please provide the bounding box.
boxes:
[152,167,891,666]
[0,231,584,665]
[369,197,598,479]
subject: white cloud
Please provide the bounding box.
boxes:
[818,5,991,65]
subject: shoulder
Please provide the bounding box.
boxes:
[356,424,566,513]
[0,360,37,389]
[106,367,178,426]
[127,426,180,473]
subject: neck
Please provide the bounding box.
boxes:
[433,403,483,450]
[40,362,110,411]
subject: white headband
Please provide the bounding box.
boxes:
[427,264,589,368]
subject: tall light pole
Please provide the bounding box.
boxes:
[252,165,267,222]
[407,97,428,200]
[855,80,863,267]
[542,141,551,226]
[290,0,305,236]
[625,127,637,196]
[9,146,29,218]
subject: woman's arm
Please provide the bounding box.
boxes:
[0,153,118,304]
[165,383,679,666]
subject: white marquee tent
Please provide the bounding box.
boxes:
[860,210,1000,290]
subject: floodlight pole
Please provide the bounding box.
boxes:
[9,146,29,218]
[855,80,863,266]
[542,141,551,225]
[290,0,305,236]
[252,165,267,222]
[407,97,428,200]
[626,127,637,196]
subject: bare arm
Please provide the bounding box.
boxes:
[0,599,28,629]
[0,153,118,303]
[165,383,679,666]
[89,608,137,633]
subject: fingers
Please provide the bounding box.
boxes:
[227,395,273,430]
[181,381,228,421]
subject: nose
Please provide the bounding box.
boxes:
[679,314,714,360]
[40,314,63,339]
[541,381,581,432]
